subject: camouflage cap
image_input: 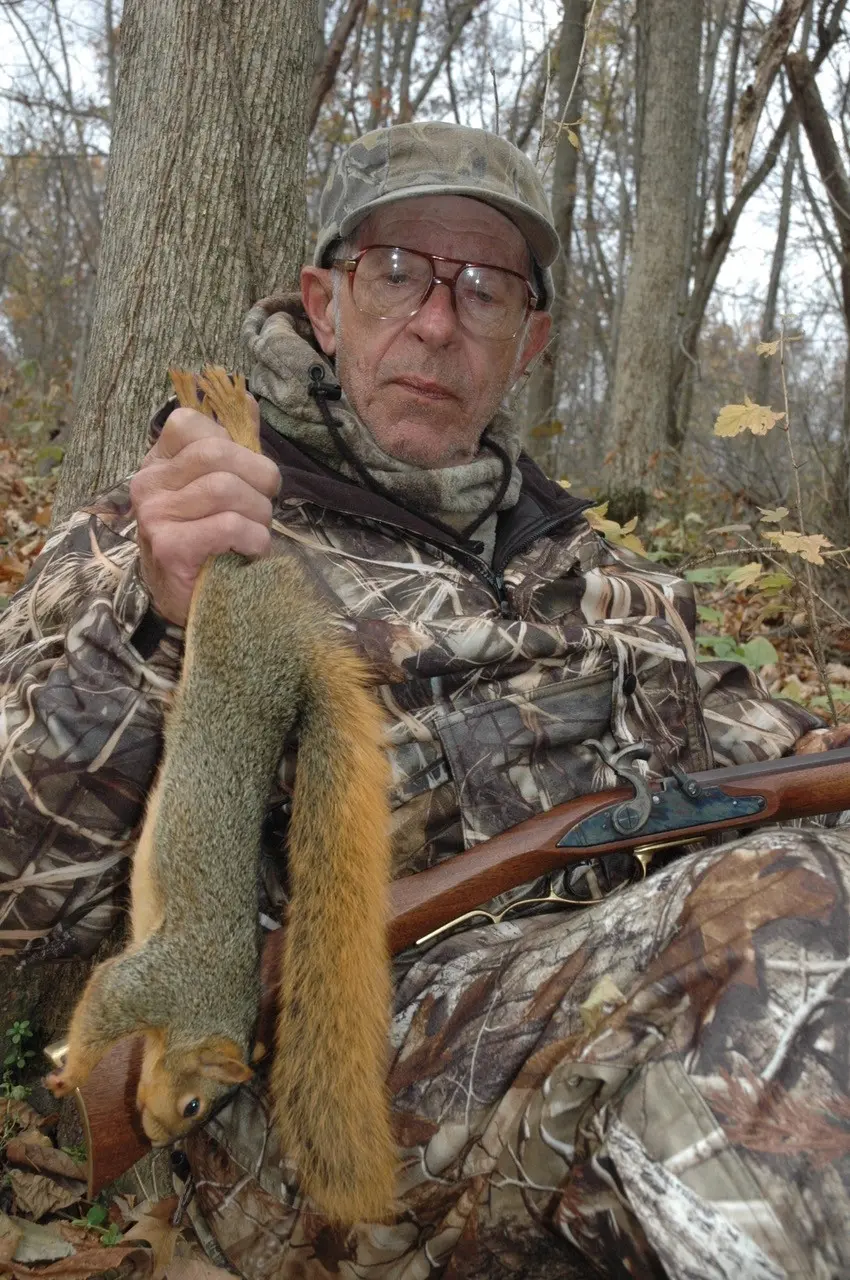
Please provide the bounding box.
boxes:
[314,122,559,309]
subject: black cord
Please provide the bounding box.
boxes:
[306,363,512,544]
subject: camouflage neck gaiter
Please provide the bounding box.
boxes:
[242,295,523,561]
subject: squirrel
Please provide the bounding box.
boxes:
[46,367,396,1224]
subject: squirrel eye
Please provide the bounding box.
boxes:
[182,1098,201,1119]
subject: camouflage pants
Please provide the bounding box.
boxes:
[185,827,850,1279]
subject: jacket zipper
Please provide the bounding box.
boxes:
[345,507,590,621]
[492,504,594,576]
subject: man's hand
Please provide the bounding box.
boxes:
[794,724,850,754]
[129,402,281,627]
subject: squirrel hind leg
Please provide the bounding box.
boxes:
[45,948,159,1096]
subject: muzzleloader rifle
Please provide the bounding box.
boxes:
[46,741,850,1197]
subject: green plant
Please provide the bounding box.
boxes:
[696,633,778,669]
[71,1202,123,1246]
[61,1142,88,1163]
[1,1019,35,1100]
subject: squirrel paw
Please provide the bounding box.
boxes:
[44,1069,78,1097]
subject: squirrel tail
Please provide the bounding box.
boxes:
[170,366,396,1223]
[271,634,396,1224]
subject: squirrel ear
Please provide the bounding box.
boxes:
[198,1042,253,1085]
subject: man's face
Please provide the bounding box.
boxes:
[302,195,550,469]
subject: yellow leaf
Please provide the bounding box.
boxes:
[779,676,806,703]
[758,506,789,523]
[529,418,564,439]
[756,339,780,357]
[763,531,833,565]
[585,510,618,538]
[714,395,784,437]
[585,506,646,555]
[566,126,580,150]
[726,561,763,590]
[558,477,572,489]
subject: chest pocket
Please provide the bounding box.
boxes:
[435,670,613,849]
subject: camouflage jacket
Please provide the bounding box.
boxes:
[0,421,821,962]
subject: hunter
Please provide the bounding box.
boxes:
[2,122,850,1278]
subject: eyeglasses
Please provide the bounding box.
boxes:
[331,245,540,341]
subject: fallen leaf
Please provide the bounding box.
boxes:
[779,677,806,703]
[7,1168,86,1220]
[763,531,833,565]
[123,1196,181,1278]
[6,1137,88,1179]
[13,1127,53,1148]
[0,1212,24,1263]
[0,1244,153,1279]
[55,1225,98,1248]
[714,396,784,437]
[11,1220,75,1265]
[112,1194,138,1224]
[758,505,789,523]
[0,1097,45,1131]
[165,1260,235,1280]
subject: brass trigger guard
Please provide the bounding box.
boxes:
[414,848,657,948]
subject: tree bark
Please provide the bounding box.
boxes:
[670,0,846,452]
[755,127,798,410]
[53,0,314,522]
[606,0,703,497]
[787,48,850,523]
[525,0,589,437]
[730,0,808,192]
[309,0,369,131]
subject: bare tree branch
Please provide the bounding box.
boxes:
[308,0,369,131]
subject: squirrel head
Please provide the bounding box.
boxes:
[136,1032,253,1145]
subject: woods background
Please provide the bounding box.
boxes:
[1,0,850,704]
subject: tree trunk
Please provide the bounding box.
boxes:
[787,49,850,529]
[309,0,369,131]
[670,1,845,453]
[525,0,589,442]
[755,129,797,410]
[53,0,315,523]
[606,0,703,500]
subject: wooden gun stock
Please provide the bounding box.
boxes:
[59,745,850,1197]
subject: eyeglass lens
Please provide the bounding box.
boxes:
[351,247,529,340]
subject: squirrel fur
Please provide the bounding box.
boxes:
[46,368,396,1223]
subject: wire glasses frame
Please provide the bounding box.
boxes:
[331,244,541,341]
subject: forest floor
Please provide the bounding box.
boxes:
[1,411,850,1278]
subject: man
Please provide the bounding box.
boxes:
[2,122,850,1278]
